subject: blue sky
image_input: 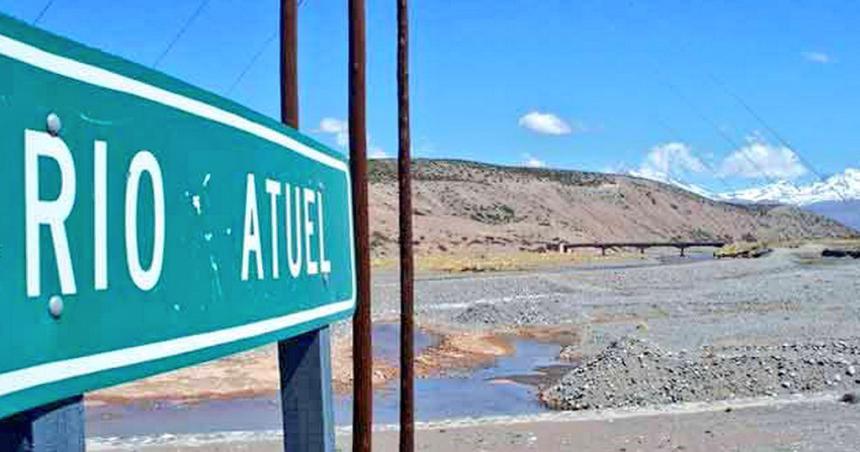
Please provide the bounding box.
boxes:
[2,0,858,193]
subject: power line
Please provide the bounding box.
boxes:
[652,116,738,195]
[228,0,308,95]
[657,70,813,203]
[619,3,844,202]
[227,31,277,95]
[659,78,789,189]
[595,6,784,193]
[32,0,55,25]
[600,5,823,202]
[573,9,737,198]
[708,74,850,202]
[153,0,210,68]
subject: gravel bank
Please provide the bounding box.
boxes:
[541,336,860,410]
[373,245,860,413]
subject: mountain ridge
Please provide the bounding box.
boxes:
[368,159,855,257]
[718,168,860,205]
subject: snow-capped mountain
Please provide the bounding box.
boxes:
[662,177,716,199]
[627,170,717,199]
[718,168,860,206]
[627,167,859,231]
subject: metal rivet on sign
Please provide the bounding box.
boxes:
[46,112,62,136]
[48,295,64,318]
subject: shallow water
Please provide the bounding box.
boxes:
[334,337,567,425]
[87,326,566,438]
[371,322,440,363]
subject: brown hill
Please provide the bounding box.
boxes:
[368,159,854,257]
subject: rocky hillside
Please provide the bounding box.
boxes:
[805,200,860,231]
[368,159,855,257]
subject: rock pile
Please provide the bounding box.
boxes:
[454,302,554,326]
[541,336,860,410]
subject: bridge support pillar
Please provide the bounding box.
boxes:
[679,247,686,257]
[601,246,606,257]
[639,247,645,254]
[558,243,565,254]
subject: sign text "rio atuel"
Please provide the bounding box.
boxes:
[0,13,354,418]
[25,129,335,297]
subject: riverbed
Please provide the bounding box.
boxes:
[87,246,860,450]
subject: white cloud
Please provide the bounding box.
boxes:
[719,135,807,180]
[369,146,389,159]
[317,117,387,158]
[518,111,576,135]
[318,117,349,146]
[802,51,832,64]
[521,153,546,168]
[632,142,706,182]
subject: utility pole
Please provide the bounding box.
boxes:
[397,0,414,450]
[280,0,298,128]
[278,1,336,450]
[349,0,372,450]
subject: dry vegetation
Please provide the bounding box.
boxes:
[373,249,640,273]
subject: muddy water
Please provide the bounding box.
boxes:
[371,322,439,362]
[87,325,567,438]
[334,335,569,425]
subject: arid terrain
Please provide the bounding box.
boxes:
[89,242,860,451]
[86,161,860,451]
[367,159,854,258]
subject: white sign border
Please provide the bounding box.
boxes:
[0,32,356,399]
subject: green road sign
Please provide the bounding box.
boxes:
[0,14,355,418]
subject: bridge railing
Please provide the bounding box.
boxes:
[552,241,726,256]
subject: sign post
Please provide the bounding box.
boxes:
[276,1,336,450]
[0,10,355,434]
[0,396,84,452]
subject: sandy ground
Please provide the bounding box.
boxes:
[89,393,860,451]
[92,244,859,405]
[353,395,860,452]
[87,245,860,450]
[88,326,513,405]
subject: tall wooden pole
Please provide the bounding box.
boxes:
[278,1,336,450]
[397,0,414,450]
[280,0,299,128]
[349,0,372,450]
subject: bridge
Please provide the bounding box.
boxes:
[554,241,726,257]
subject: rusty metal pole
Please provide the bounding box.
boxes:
[397,0,414,450]
[349,0,372,450]
[280,0,298,128]
[277,1,336,450]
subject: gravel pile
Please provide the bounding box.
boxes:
[454,301,555,326]
[541,336,860,411]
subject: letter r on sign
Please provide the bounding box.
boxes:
[24,129,78,297]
